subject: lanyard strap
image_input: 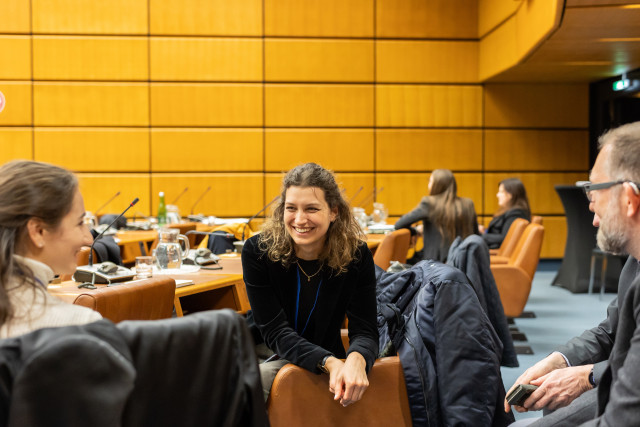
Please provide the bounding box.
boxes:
[295,267,323,336]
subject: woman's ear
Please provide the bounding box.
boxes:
[25,217,46,249]
[330,207,338,223]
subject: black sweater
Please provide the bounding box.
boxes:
[242,235,379,373]
[482,208,530,249]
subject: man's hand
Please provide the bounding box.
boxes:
[326,353,369,407]
[524,365,593,411]
[504,352,568,413]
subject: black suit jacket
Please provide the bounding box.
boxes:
[242,235,379,373]
[556,256,640,384]
[482,208,530,249]
[582,275,640,425]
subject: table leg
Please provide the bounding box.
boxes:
[174,296,184,317]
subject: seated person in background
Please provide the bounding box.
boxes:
[395,168,478,262]
[242,162,378,406]
[0,160,102,339]
[480,178,531,249]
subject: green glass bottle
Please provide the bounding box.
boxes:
[157,191,167,226]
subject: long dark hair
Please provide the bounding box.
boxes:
[496,177,531,217]
[0,160,78,326]
[259,163,364,273]
[428,169,476,244]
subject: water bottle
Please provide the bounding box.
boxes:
[157,191,167,226]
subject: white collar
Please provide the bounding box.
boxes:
[13,255,55,287]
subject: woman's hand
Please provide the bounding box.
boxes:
[478,224,485,234]
[326,353,369,407]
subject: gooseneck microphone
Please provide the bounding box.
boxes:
[190,186,211,215]
[241,196,279,242]
[171,187,189,204]
[94,191,121,216]
[88,198,139,267]
[347,186,364,204]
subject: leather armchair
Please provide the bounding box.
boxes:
[373,229,411,270]
[491,223,544,317]
[490,218,529,263]
[267,356,411,427]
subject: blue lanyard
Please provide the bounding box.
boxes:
[294,267,323,336]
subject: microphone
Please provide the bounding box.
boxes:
[94,191,121,216]
[88,198,139,267]
[347,186,364,204]
[241,196,279,242]
[359,187,384,207]
[190,186,211,215]
[171,187,189,204]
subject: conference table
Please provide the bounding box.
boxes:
[65,229,388,318]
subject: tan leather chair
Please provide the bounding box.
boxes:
[373,229,411,270]
[71,277,176,322]
[267,357,412,427]
[531,215,543,225]
[489,218,530,263]
[491,223,545,317]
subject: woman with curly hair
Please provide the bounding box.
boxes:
[242,163,378,406]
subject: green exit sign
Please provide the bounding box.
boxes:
[613,79,630,91]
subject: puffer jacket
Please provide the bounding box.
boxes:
[376,261,514,427]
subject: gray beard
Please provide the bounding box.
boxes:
[597,211,629,256]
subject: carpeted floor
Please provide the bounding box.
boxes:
[500,260,617,422]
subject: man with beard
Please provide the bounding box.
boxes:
[505,121,640,425]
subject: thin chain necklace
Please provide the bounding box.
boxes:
[296,260,323,282]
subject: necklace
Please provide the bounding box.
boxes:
[296,260,323,282]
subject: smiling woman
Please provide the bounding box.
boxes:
[242,162,379,406]
[0,160,101,339]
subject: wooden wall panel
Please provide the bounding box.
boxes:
[32,0,148,34]
[266,173,377,211]
[377,172,483,217]
[265,0,373,37]
[150,38,262,82]
[34,128,149,172]
[78,173,151,215]
[478,0,520,37]
[151,129,263,171]
[0,82,32,126]
[484,84,589,128]
[484,129,589,171]
[539,216,567,258]
[0,37,31,79]
[0,0,30,33]
[151,84,263,127]
[484,173,588,216]
[265,85,374,127]
[34,83,149,126]
[150,0,262,36]
[376,0,477,39]
[33,37,148,81]
[376,129,483,171]
[151,174,264,217]
[377,85,483,128]
[265,129,374,172]
[0,128,32,164]
[265,39,374,82]
[377,41,478,83]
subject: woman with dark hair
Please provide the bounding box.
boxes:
[395,169,479,262]
[480,177,531,249]
[242,163,378,406]
[0,160,101,339]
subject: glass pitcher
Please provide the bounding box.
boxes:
[155,228,190,269]
[371,202,388,224]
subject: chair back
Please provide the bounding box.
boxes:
[373,229,412,270]
[496,218,529,258]
[72,277,176,322]
[509,223,545,279]
[531,216,543,225]
[267,357,411,427]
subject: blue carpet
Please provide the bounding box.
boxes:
[500,260,616,421]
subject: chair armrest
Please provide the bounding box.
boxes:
[490,255,509,264]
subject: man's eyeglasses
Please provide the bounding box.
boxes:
[580,180,640,202]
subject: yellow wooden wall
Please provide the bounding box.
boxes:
[0,0,589,258]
